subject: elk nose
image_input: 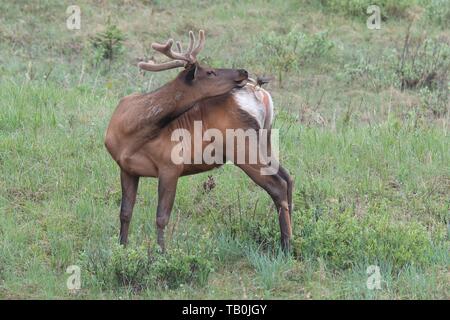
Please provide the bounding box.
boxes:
[238,69,248,78]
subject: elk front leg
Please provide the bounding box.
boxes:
[156,172,179,252]
[119,170,140,245]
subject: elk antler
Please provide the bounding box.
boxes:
[138,30,206,72]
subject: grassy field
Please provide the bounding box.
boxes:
[0,0,449,299]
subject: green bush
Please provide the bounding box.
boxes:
[89,21,126,66]
[419,86,449,117]
[396,37,450,91]
[79,241,115,290]
[80,242,213,291]
[295,204,436,270]
[338,51,397,89]
[298,208,364,269]
[363,208,435,268]
[339,37,450,94]
[424,0,450,28]
[110,243,150,290]
[152,248,213,289]
[255,30,334,84]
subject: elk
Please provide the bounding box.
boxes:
[104,30,293,252]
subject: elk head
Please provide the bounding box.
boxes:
[138,30,248,102]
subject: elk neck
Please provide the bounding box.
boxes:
[144,77,202,126]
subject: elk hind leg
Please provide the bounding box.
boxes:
[238,164,292,252]
[277,165,293,218]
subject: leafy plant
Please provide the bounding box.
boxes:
[80,241,213,291]
[89,20,126,67]
[419,86,449,117]
[339,34,450,95]
[152,248,213,289]
[396,33,450,91]
[256,30,334,85]
[110,243,150,290]
[424,0,450,28]
[295,205,436,270]
[339,51,397,89]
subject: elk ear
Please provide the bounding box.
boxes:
[185,64,198,83]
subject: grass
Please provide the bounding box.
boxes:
[0,0,449,299]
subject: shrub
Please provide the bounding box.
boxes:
[301,31,335,61]
[80,242,213,291]
[79,241,115,290]
[424,0,450,28]
[419,86,449,117]
[338,51,397,89]
[298,208,364,269]
[363,209,434,268]
[255,30,334,84]
[295,204,436,270]
[89,20,126,66]
[339,36,450,94]
[110,243,150,290]
[152,248,213,289]
[396,36,450,92]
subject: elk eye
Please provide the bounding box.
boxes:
[206,70,215,76]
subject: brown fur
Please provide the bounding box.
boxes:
[105,64,293,253]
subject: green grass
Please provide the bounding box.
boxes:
[0,0,449,299]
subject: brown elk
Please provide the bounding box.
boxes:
[104,30,293,252]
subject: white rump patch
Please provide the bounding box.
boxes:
[233,86,273,128]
